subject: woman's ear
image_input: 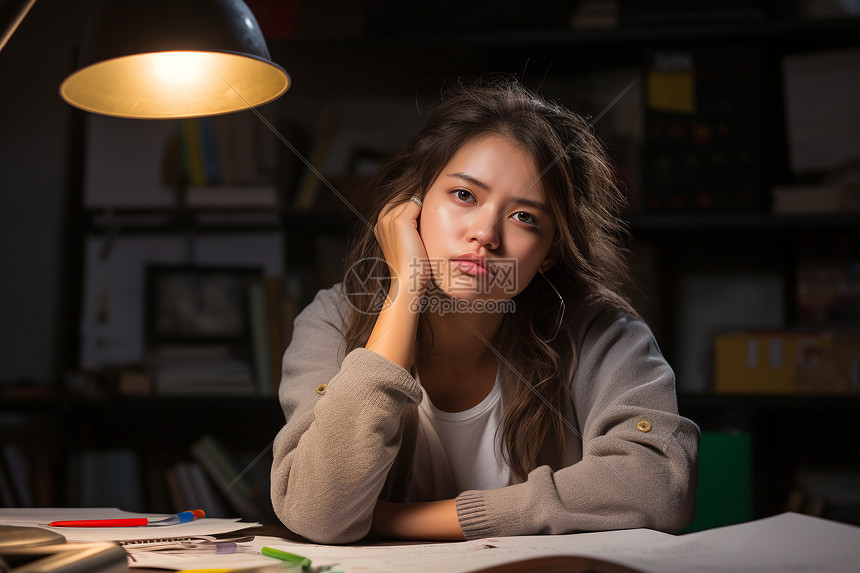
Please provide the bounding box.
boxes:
[539,244,559,273]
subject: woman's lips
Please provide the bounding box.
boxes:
[451,257,491,277]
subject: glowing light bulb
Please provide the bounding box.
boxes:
[152,52,207,85]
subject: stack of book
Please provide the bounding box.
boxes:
[147,345,256,397]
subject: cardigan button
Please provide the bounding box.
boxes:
[316,384,327,395]
[637,420,652,432]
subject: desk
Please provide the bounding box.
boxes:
[126,513,859,573]
[3,511,859,573]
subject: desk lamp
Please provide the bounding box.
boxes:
[58,0,289,118]
[4,1,290,121]
[3,0,289,119]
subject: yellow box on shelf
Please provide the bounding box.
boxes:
[714,330,860,394]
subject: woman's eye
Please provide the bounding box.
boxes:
[452,189,476,203]
[512,211,539,227]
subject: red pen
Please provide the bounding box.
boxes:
[49,509,205,527]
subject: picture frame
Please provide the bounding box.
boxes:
[144,265,263,347]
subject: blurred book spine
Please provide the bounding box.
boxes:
[190,435,259,520]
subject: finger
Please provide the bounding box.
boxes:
[378,196,422,228]
[378,194,412,222]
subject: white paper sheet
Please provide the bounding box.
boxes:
[0,507,258,542]
[125,536,278,569]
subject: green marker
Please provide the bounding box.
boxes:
[261,546,312,570]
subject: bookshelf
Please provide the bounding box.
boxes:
[2,3,858,529]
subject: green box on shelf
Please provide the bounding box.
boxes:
[684,431,753,532]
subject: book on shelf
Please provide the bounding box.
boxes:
[190,434,261,520]
[293,105,341,210]
[163,464,184,514]
[248,275,288,396]
[66,449,145,512]
[198,117,221,184]
[212,112,256,185]
[150,358,256,396]
[1,443,33,507]
[0,456,16,507]
[165,462,200,511]
[179,119,208,187]
[146,343,257,397]
[0,444,28,507]
[188,462,231,518]
[185,184,280,208]
[166,461,231,518]
[248,280,273,396]
[266,276,287,393]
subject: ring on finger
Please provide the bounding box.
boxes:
[410,195,423,208]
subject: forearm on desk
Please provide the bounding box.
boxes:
[371,499,464,541]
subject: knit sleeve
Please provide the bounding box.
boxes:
[270,287,422,544]
[455,310,699,539]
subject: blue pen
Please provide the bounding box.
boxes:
[261,546,312,570]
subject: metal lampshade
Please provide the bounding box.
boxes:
[60,0,290,119]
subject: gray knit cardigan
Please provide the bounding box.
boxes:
[271,285,699,544]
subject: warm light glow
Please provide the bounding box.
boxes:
[152,52,208,85]
[60,50,289,119]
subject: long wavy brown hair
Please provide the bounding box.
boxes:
[340,76,636,481]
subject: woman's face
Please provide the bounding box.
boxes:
[418,134,557,303]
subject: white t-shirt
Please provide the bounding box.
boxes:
[405,371,512,502]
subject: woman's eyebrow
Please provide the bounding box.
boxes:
[448,172,548,212]
[448,171,489,190]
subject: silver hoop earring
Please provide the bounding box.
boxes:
[538,271,565,343]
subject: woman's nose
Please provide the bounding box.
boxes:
[467,209,500,250]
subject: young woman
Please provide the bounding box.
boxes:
[271,77,699,544]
